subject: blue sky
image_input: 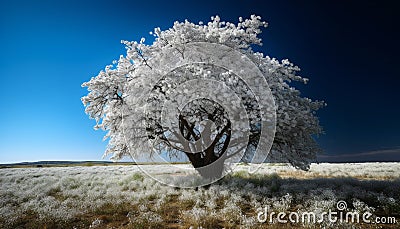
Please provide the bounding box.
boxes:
[1,0,399,163]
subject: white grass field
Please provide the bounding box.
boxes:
[0,163,399,228]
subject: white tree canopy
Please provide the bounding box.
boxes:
[82,15,325,176]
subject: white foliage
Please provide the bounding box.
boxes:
[81,15,325,170]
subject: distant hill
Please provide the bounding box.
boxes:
[317,148,400,163]
[2,148,400,168]
[0,161,135,168]
[0,160,193,168]
[3,161,113,165]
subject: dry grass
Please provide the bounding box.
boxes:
[0,163,399,228]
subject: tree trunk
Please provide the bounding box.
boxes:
[184,146,226,179]
[179,115,231,179]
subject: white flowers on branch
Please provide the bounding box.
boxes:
[82,15,325,171]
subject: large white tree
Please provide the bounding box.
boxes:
[82,15,325,179]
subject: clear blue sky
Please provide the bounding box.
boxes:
[1,0,399,163]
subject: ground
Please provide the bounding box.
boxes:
[0,163,399,228]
